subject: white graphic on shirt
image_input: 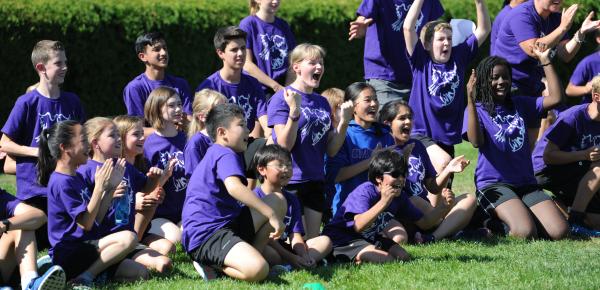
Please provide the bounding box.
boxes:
[408,156,425,196]
[392,3,424,32]
[299,107,331,146]
[428,63,460,107]
[80,187,91,203]
[280,214,292,241]
[258,34,288,70]
[36,112,72,142]
[230,95,253,123]
[363,211,394,241]
[492,112,525,152]
[158,151,187,192]
[580,134,600,149]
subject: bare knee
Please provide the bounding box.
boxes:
[391,234,408,245]
[507,221,537,239]
[119,231,137,251]
[239,260,269,282]
[154,256,173,273]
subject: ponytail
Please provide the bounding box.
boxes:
[37,120,79,186]
[249,0,259,15]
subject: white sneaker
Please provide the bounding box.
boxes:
[192,261,217,281]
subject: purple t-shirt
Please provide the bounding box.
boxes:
[239,15,296,88]
[326,121,395,215]
[196,72,267,132]
[322,181,424,247]
[569,51,600,104]
[77,159,146,237]
[358,0,444,84]
[0,189,20,220]
[47,172,91,259]
[254,186,304,240]
[123,73,193,116]
[143,131,187,223]
[394,139,436,200]
[184,132,212,179]
[182,143,247,253]
[1,90,85,201]
[494,0,565,96]
[490,4,513,56]
[409,34,479,145]
[268,86,332,182]
[462,96,544,189]
[532,104,600,173]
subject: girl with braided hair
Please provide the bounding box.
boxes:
[462,45,568,240]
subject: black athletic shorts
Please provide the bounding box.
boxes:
[285,181,326,213]
[477,183,551,215]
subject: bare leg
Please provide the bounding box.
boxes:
[84,231,136,277]
[303,208,323,240]
[112,259,149,282]
[530,200,569,240]
[432,194,477,239]
[131,247,173,273]
[571,162,600,213]
[134,207,156,242]
[305,235,332,262]
[382,219,409,244]
[494,198,537,239]
[251,193,287,252]
[14,230,37,280]
[355,245,396,264]
[425,144,451,178]
[145,218,181,255]
[222,242,269,282]
[0,231,18,281]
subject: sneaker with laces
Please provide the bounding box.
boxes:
[26,265,65,290]
[192,261,218,281]
[570,223,600,238]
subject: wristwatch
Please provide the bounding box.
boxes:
[1,219,9,233]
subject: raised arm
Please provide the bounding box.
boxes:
[403,0,425,56]
[77,159,114,231]
[272,89,302,150]
[349,16,373,41]
[326,101,353,157]
[465,70,484,148]
[518,4,577,58]
[473,0,492,47]
[533,43,563,110]
[424,155,470,194]
[557,11,600,62]
[353,184,396,232]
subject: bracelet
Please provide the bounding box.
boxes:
[573,30,584,44]
[1,219,9,233]
[541,62,551,66]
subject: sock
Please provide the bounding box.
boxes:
[21,270,38,289]
[568,210,585,225]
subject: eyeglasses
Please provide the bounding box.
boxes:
[266,164,292,171]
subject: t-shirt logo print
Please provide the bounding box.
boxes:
[362,211,394,241]
[258,34,288,70]
[230,95,253,123]
[280,214,292,241]
[428,63,460,107]
[392,3,424,32]
[408,156,425,196]
[299,107,331,146]
[36,112,72,142]
[80,187,91,203]
[580,134,600,149]
[158,151,187,192]
[492,112,525,152]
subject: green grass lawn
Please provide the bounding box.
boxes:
[2,143,600,289]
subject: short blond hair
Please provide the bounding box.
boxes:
[31,40,64,69]
[188,89,228,138]
[322,88,344,113]
[591,76,600,95]
[144,86,180,130]
[113,115,144,158]
[421,20,452,47]
[289,43,326,67]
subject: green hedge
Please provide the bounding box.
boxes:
[0,0,598,121]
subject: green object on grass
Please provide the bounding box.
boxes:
[302,282,326,290]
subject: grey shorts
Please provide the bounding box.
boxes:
[477,183,551,215]
[366,79,410,110]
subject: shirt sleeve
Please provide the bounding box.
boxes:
[342,187,376,228]
[123,84,145,117]
[569,60,589,85]
[256,88,268,117]
[545,116,575,149]
[59,184,89,223]
[239,17,255,51]
[394,193,424,222]
[325,139,351,185]
[357,0,376,18]
[267,91,289,127]
[1,97,27,142]
[216,151,246,182]
[179,79,194,115]
[511,10,539,44]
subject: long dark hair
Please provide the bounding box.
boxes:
[345,81,384,136]
[475,56,513,116]
[37,120,80,186]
